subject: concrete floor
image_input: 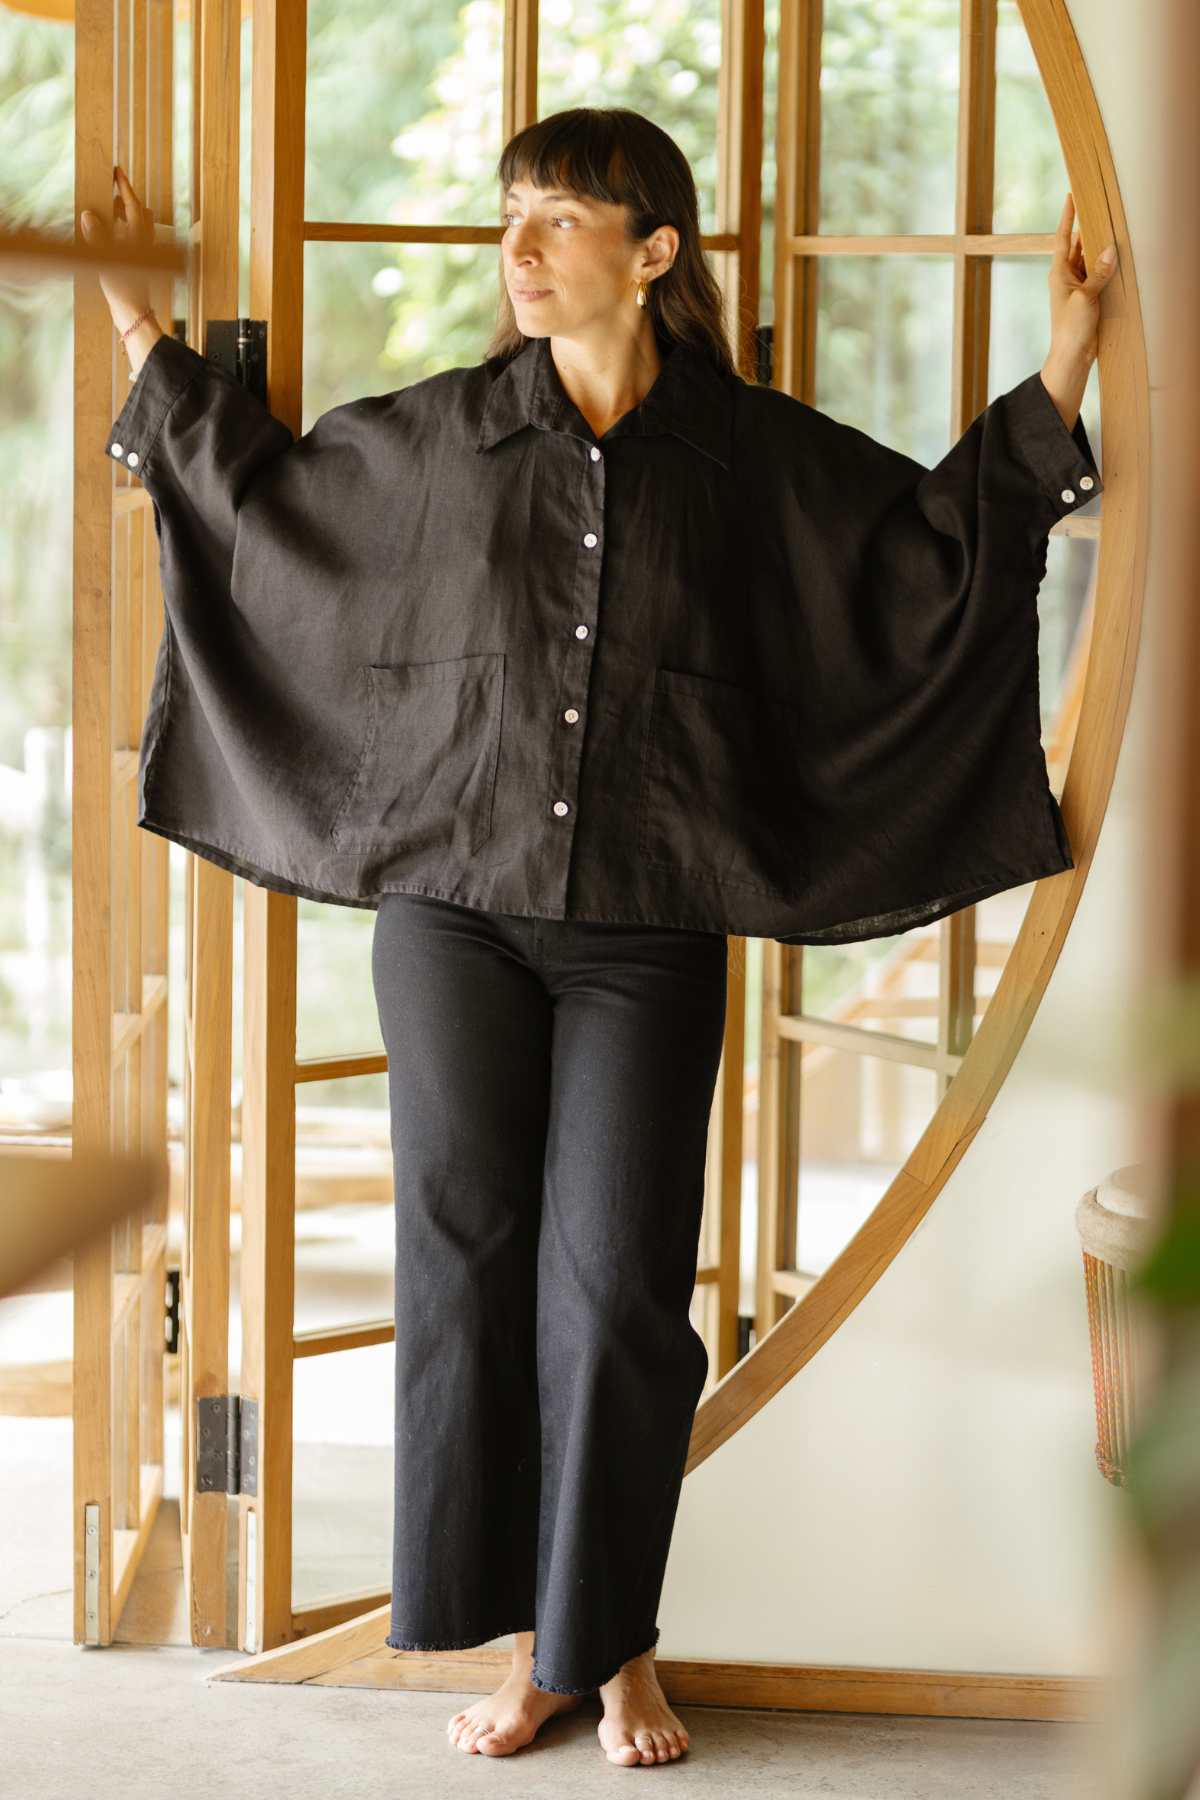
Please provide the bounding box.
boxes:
[0,1416,1100,1800]
[2,1631,1099,1800]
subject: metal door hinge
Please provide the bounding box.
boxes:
[196,1394,259,1496]
[164,1266,180,1353]
[204,318,268,403]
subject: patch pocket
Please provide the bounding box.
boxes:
[330,651,505,856]
[636,666,805,897]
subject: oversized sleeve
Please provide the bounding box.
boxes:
[776,368,1103,944]
[103,332,376,905]
[104,330,296,584]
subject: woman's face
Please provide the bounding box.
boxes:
[500,177,676,338]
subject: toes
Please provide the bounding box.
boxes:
[606,1742,641,1765]
[599,1719,691,1766]
[475,1728,514,1756]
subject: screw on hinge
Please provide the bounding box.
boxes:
[196,1394,259,1496]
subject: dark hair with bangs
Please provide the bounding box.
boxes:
[483,107,743,379]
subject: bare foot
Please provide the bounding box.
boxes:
[446,1630,582,1756]
[596,1646,690,1766]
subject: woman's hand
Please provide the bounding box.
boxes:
[1039,191,1118,430]
[1047,190,1118,368]
[80,165,164,374]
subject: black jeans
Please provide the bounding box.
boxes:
[370,891,729,1694]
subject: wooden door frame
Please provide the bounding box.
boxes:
[72,0,174,1646]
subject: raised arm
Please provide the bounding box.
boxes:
[81,167,296,589]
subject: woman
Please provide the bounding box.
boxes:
[81,106,1114,1766]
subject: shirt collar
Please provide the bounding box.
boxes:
[475,333,734,470]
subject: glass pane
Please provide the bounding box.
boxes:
[799,928,941,1047]
[295,1072,392,1173]
[0,13,74,1134]
[537,0,723,234]
[302,239,499,428]
[796,1044,937,1277]
[305,0,505,229]
[993,0,1070,235]
[814,254,955,463]
[297,911,384,1061]
[173,0,191,238]
[292,1341,394,1605]
[817,0,959,237]
[0,281,74,1132]
[288,1166,396,1603]
[1035,530,1097,732]
[974,881,1042,993]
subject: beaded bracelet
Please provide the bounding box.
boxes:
[119,306,156,342]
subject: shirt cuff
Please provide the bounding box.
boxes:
[104,333,209,476]
[1001,368,1104,520]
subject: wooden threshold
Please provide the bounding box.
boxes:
[206,1601,1106,1721]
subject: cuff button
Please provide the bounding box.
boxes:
[1079,475,1094,491]
[127,451,139,467]
[110,442,123,458]
[1060,487,1076,504]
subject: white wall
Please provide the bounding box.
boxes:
[663,0,1160,1677]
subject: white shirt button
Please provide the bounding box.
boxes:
[1079,475,1094,491]
[127,451,139,467]
[589,446,602,462]
[575,624,589,639]
[1060,488,1075,504]
[583,531,598,548]
[553,800,570,817]
[563,707,579,724]
[111,442,124,458]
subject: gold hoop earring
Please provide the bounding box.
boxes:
[635,278,649,308]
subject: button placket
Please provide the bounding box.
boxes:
[542,436,606,906]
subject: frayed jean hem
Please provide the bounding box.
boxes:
[386,1621,535,1653]
[529,1625,661,1696]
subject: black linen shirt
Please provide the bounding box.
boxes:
[103,329,1102,944]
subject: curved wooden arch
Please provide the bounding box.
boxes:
[688,0,1148,1473]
